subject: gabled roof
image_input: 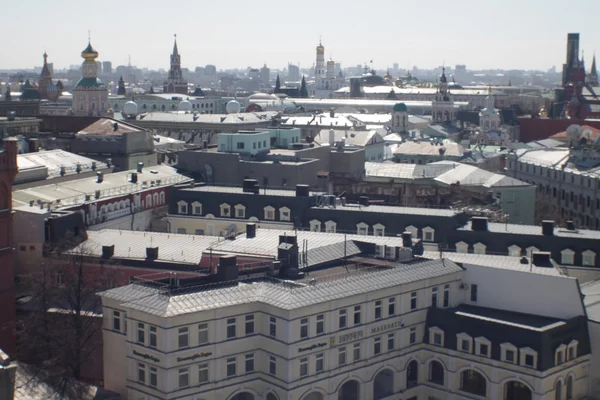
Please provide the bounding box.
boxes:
[315,129,382,147]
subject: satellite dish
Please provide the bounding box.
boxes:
[566,124,582,140]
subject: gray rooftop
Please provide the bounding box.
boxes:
[581,280,600,323]
[17,149,108,182]
[13,164,191,208]
[457,222,600,240]
[180,185,322,197]
[318,202,459,217]
[99,258,463,316]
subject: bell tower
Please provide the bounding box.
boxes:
[0,138,18,355]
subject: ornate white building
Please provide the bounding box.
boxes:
[431,68,455,123]
[479,87,501,132]
[72,41,108,117]
[313,42,344,98]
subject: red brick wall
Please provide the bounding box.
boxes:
[518,118,600,142]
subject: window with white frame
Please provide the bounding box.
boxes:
[112,310,121,331]
[198,323,208,345]
[315,353,324,372]
[149,326,157,348]
[457,333,473,353]
[310,219,322,232]
[234,204,246,218]
[226,357,237,377]
[198,363,209,383]
[455,241,468,253]
[149,366,158,388]
[374,337,382,354]
[300,357,308,377]
[300,318,309,339]
[264,206,275,220]
[475,337,491,357]
[473,242,487,255]
[338,347,346,366]
[501,342,518,363]
[508,245,521,257]
[270,355,277,375]
[279,207,291,221]
[137,363,146,383]
[583,250,596,266]
[520,347,537,368]
[423,226,435,242]
[220,203,231,217]
[353,342,361,361]
[245,353,254,373]
[526,246,539,257]
[405,225,418,238]
[373,223,385,236]
[429,327,444,346]
[191,201,202,215]
[325,220,337,233]
[561,249,575,265]
[357,222,369,235]
[316,314,325,335]
[178,367,189,388]
[177,200,188,214]
[567,340,578,361]
[555,344,566,365]
[137,322,145,344]
[178,327,189,349]
[227,318,236,339]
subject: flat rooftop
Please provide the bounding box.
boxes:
[17,150,109,181]
[457,222,600,240]
[13,164,191,208]
[313,203,459,217]
[179,185,322,197]
[447,305,565,331]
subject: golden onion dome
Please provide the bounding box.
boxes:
[327,59,335,65]
[81,42,99,61]
[316,42,325,54]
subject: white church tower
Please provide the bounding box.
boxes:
[479,87,501,131]
[431,68,454,123]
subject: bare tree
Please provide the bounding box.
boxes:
[534,193,569,226]
[17,237,120,399]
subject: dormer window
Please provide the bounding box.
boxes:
[234,204,246,218]
[457,333,472,353]
[264,206,275,220]
[520,347,537,368]
[310,220,322,232]
[429,327,444,346]
[555,344,566,365]
[279,207,291,221]
[508,245,521,257]
[473,242,487,255]
[220,203,231,217]
[583,250,596,266]
[325,220,337,233]
[357,222,368,235]
[177,201,188,214]
[373,223,385,237]
[191,201,202,215]
[567,340,578,361]
[501,343,518,364]
[474,337,491,358]
[561,249,575,265]
[455,242,468,253]
[423,226,435,242]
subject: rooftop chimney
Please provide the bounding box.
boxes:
[60,166,66,176]
[102,245,115,258]
[202,140,208,150]
[566,220,576,231]
[329,129,335,146]
[130,172,138,184]
[471,217,488,232]
[216,255,238,282]
[532,251,552,267]
[146,246,158,260]
[137,162,144,173]
[295,184,309,197]
[246,223,256,239]
[359,196,369,207]
[401,231,413,248]
[96,171,103,183]
[91,161,97,170]
[542,220,555,236]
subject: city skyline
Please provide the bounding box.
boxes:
[2,0,600,72]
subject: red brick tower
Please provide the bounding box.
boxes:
[0,138,18,355]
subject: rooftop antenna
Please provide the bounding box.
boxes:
[88,30,91,43]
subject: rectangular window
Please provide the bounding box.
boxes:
[137,363,146,383]
[178,368,189,388]
[227,318,236,339]
[137,322,145,344]
[479,343,489,357]
[410,292,417,310]
[388,297,396,316]
[338,347,347,366]
[300,358,308,377]
[461,339,470,352]
[388,333,395,350]
[112,310,121,331]
[431,287,438,308]
[315,353,324,372]
[375,300,382,319]
[198,363,209,383]
[354,305,361,325]
[557,350,564,364]
[236,142,245,149]
[568,346,575,360]
[149,366,158,388]
[149,326,157,348]
[374,337,382,355]
[178,327,189,349]
[193,206,201,215]
[198,323,208,345]
[410,327,416,344]
[269,356,277,375]
[339,309,347,329]
[443,284,450,308]
[470,284,478,302]
[316,314,325,335]
[227,357,237,377]
[176,228,186,234]
[194,229,204,235]
[506,349,515,363]
[353,342,361,361]
[300,318,309,339]
[524,354,534,367]
[269,316,277,337]
[245,314,254,335]
[433,333,442,346]
[245,353,254,373]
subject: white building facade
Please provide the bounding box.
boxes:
[100,252,590,400]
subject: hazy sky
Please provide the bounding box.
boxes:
[4,0,600,72]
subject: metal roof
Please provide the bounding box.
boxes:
[99,258,463,316]
[457,222,600,240]
[17,149,108,181]
[314,203,458,217]
[180,185,322,197]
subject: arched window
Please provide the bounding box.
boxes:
[338,380,359,400]
[231,393,254,400]
[266,394,278,400]
[406,360,418,389]
[566,376,573,400]
[429,360,444,385]
[555,380,563,400]
[504,381,532,400]
[373,369,394,399]
[302,392,323,400]
[460,369,487,397]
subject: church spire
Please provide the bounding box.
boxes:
[172,34,179,57]
[592,52,598,76]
